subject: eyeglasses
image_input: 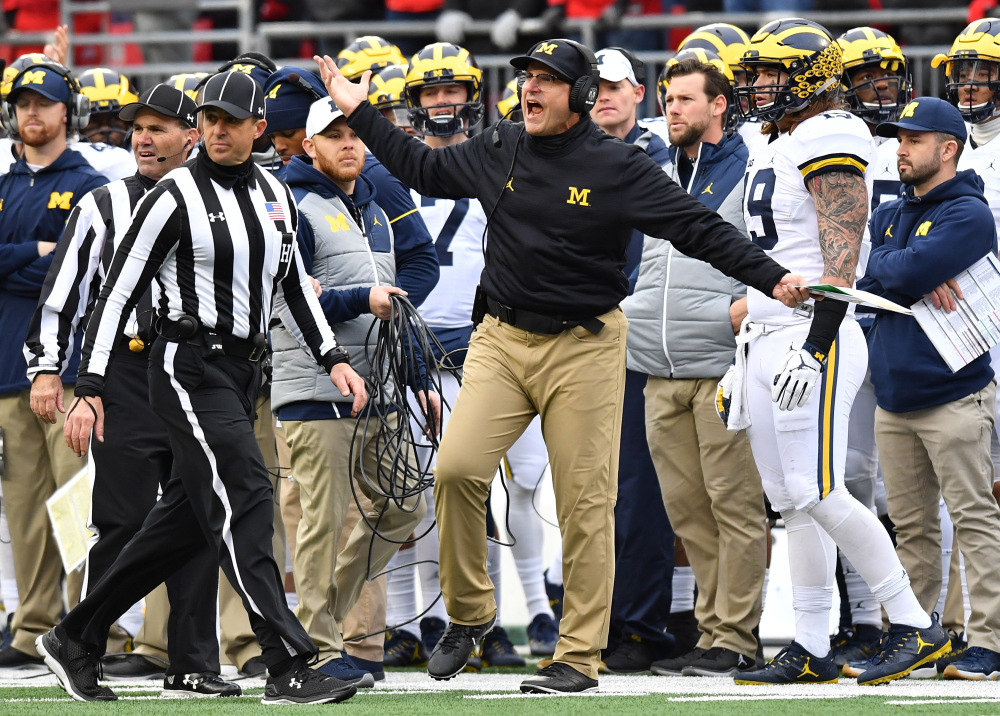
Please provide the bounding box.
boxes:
[515,70,566,89]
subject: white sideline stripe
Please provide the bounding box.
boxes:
[886,699,1000,705]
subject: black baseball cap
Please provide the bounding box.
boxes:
[196,71,266,120]
[876,97,968,143]
[510,39,593,82]
[119,84,198,127]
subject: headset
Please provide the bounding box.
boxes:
[2,62,91,138]
[560,38,601,114]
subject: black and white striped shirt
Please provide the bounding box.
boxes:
[76,152,341,393]
[24,173,156,382]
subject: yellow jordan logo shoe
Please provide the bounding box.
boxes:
[734,642,839,685]
[798,658,819,680]
[857,618,951,686]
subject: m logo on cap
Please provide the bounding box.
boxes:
[21,70,46,86]
[229,64,257,75]
[536,43,559,55]
[267,84,282,100]
[899,101,919,119]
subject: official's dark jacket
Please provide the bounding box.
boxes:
[347,102,787,320]
[858,169,996,413]
[0,150,105,394]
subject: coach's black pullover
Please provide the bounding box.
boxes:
[348,102,787,320]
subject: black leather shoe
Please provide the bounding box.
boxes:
[521,662,598,694]
[426,615,496,681]
[239,655,267,678]
[100,652,166,680]
[163,672,242,698]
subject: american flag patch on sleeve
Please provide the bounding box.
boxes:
[265,202,286,222]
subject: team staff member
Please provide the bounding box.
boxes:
[859,98,1000,681]
[24,84,239,697]
[635,55,766,679]
[36,71,364,706]
[0,61,106,669]
[317,38,807,694]
[588,45,676,675]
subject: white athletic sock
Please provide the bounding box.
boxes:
[487,539,502,627]
[671,566,696,613]
[385,550,418,630]
[784,509,836,657]
[547,546,563,586]
[809,488,930,629]
[285,591,298,610]
[762,568,770,612]
[506,482,554,620]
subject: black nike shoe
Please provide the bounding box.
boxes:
[426,615,496,681]
[36,628,117,702]
[681,646,755,677]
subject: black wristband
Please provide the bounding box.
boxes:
[320,346,350,373]
[805,298,849,356]
[74,372,105,398]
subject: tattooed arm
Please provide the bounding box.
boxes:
[807,171,868,287]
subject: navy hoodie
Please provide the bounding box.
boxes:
[0,149,105,394]
[858,169,997,412]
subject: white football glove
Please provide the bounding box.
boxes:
[771,344,827,411]
[435,10,472,44]
[491,9,521,50]
[716,364,735,426]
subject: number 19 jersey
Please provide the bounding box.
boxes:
[743,110,874,324]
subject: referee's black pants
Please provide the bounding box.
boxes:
[61,339,315,667]
[86,338,219,675]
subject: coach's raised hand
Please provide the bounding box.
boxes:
[314,55,371,117]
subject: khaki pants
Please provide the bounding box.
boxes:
[435,310,627,679]
[644,377,766,658]
[876,383,1000,652]
[285,415,424,660]
[0,387,85,654]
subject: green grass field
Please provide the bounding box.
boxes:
[3,669,1000,715]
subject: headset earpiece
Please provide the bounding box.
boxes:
[2,62,90,138]
[559,38,600,114]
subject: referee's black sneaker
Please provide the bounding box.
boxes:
[35,628,117,701]
[427,615,496,681]
[856,617,950,685]
[520,662,598,694]
[261,660,356,705]
[163,672,242,698]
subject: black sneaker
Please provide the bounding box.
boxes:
[830,624,882,668]
[651,647,708,676]
[420,616,446,653]
[521,662,597,694]
[734,642,839,685]
[526,613,559,656]
[601,635,667,674]
[35,628,117,701]
[163,672,242,698]
[942,645,1000,680]
[384,628,429,667]
[856,617,950,686]
[426,615,496,681]
[239,655,267,678]
[681,646,755,677]
[345,654,385,682]
[100,652,166,680]
[666,610,702,659]
[481,626,525,667]
[935,631,968,676]
[261,660,357,705]
[317,656,375,688]
[0,643,44,669]
[544,570,563,622]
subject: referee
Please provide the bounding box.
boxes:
[36,71,364,706]
[24,84,238,696]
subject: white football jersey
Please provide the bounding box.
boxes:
[869,136,902,211]
[738,119,770,158]
[959,135,1000,233]
[744,110,874,324]
[413,190,487,328]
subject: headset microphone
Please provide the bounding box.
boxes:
[492,103,520,148]
[157,139,193,163]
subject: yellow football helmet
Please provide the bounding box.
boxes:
[78,68,139,113]
[369,64,410,128]
[496,77,522,122]
[933,18,1000,122]
[403,42,484,137]
[166,72,211,101]
[337,36,407,81]
[737,18,842,123]
[678,23,750,76]
[836,27,908,122]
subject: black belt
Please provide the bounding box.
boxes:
[485,296,605,335]
[158,317,267,362]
